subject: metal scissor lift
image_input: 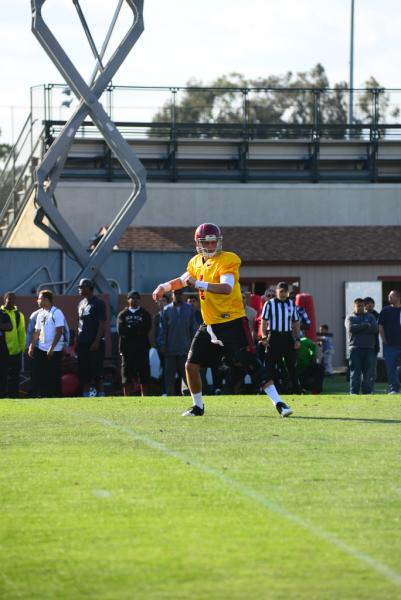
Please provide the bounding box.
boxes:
[31,0,146,312]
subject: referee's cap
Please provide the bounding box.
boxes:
[276,281,289,290]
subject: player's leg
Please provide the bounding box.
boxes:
[220,319,293,418]
[183,325,221,416]
[176,355,189,394]
[184,361,204,415]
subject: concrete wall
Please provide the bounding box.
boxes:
[8,181,401,249]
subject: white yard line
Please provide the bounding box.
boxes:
[78,414,401,589]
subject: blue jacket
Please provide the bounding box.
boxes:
[160,302,197,356]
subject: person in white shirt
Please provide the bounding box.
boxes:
[28,290,66,397]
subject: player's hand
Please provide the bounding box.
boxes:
[294,340,301,350]
[152,285,165,301]
[184,276,196,288]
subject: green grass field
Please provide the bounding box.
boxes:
[1,394,401,600]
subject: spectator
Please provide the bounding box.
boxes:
[318,324,334,376]
[296,335,324,394]
[117,291,152,396]
[0,308,12,398]
[150,294,170,347]
[378,289,401,394]
[1,292,26,398]
[150,294,170,394]
[363,297,380,392]
[160,289,197,396]
[28,290,67,397]
[26,308,41,348]
[26,305,42,397]
[242,289,257,341]
[298,306,311,336]
[345,298,378,395]
[77,278,107,397]
[261,281,301,394]
[187,294,203,326]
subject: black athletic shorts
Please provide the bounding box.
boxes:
[187,317,255,368]
[77,341,105,384]
[121,351,151,385]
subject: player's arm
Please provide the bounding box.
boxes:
[152,272,188,301]
[260,301,269,344]
[261,320,269,344]
[185,273,234,295]
[291,312,301,349]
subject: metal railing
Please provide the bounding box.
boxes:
[31,83,401,140]
[0,114,46,246]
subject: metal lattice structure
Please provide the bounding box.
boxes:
[30,0,146,310]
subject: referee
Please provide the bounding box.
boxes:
[261,281,301,394]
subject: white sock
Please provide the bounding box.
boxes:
[264,384,281,406]
[191,391,203,409]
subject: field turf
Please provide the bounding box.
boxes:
[1,394,401,600]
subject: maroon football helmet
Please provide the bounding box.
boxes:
[194,223,223,258]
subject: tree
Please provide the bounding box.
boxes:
[357,76,400,124]
[0,128,11,163]
[150,64,396,139]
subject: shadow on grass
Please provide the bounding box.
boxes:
[292,415,401,424]
[206,414,401,424]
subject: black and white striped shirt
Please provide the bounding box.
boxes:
[261,298,299,332]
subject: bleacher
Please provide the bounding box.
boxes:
[50,123,401,183]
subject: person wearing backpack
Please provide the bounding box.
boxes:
[1,292,26,397]
[28,290,67,397]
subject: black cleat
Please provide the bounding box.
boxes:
[276,401,293,418]
[182,405,204,417]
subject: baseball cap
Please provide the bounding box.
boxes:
[127,290,141,299]
[276,281,289,290]
[78,278,94,289]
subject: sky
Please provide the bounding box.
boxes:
[1,0,401,143]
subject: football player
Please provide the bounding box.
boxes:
[152,223,292,417]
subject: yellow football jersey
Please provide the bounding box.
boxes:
[187,251,245,325]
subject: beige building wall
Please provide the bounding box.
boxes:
[8,181,401,249]
[7,191,52,248]
[241,263,401,367]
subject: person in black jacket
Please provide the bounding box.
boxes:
[117,290,152,396]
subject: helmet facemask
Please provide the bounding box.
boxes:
[194,223,223,258]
